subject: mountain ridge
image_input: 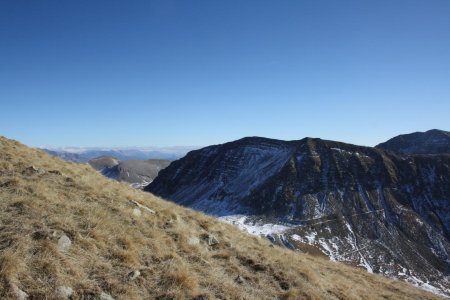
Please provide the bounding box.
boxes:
[376,129,450,155]
[146,134,450,296]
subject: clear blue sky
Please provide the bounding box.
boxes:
[1,0,449,147]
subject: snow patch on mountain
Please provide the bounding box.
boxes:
[218,215,291,236]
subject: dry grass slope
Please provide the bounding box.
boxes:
[0,136,444,300]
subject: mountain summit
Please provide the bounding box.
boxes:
[376,129,450,155]
[146,135,450,295]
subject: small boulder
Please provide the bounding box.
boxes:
[100,292,115,300]
[10,283,28,300]
[208,235,219,246]
[0,239,12,250]
[187,236,200,246]
[132,208,141,217]
[57,234,72,252]
[201,233,219,246]
[55,286,73,299]
[235,275,245,284]
[127,270,140,281]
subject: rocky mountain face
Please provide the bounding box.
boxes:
[89,156,171,188]
[376,129,450,155]
[146,136,450,295]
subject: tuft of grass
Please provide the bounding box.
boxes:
[163,269,199,294]
[281,289,299,300]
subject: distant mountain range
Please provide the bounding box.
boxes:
[146,129,450,296]
[41,147,191,188]
[41,146,198,162]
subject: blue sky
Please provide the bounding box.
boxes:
[1,0,449,147]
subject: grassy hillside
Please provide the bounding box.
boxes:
[0,136,443,299]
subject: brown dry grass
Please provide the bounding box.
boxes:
[0,136,444,299]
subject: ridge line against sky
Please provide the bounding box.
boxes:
[1,0,449,148]
[34,129,447,149]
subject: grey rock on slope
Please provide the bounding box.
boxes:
[376,129,450,155]
[146,136,450,295]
